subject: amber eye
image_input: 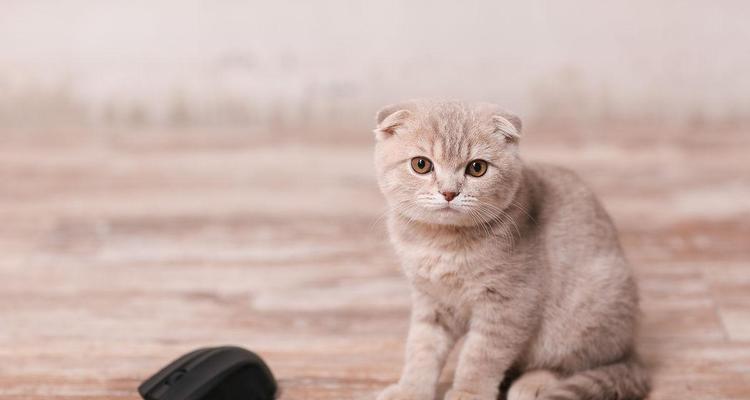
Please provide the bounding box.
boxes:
[410,157,433,174]
[466,160,488,177]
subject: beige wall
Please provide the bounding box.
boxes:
[1,0,748,129]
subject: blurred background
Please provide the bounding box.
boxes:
[1,1,749,399]
[2,0,750,139]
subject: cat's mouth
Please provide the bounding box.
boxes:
[436,205,460,213]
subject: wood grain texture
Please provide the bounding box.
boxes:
[1,128,749,399]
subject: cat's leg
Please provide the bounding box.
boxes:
[506,370,559,400]
[445,303,530,400]
[378,292,459,400]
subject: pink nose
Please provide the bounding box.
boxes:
[441,191,458,202]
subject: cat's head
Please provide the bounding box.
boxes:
[373,99,523,227]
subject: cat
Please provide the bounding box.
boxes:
[372,99,650,400]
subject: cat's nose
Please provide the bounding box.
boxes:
[441,191,458,202]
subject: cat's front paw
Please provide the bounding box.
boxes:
[377,384,434,400]
[444,389,494,400]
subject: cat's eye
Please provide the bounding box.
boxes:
[466,160,488,177]
[410,157,433,174]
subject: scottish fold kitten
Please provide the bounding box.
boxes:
[373,100,649,400]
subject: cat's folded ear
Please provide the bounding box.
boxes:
[373,102,414,141]
[491,109,522,142]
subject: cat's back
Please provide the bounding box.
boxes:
[522,163,638,370]
[524,162,625,266]
[526,162,598,212]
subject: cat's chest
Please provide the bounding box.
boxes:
[400,245,483,301]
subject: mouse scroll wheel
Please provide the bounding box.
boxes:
[166,369,187,385]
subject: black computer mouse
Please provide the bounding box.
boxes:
[138,346,277,400]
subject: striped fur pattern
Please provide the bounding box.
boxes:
[372,100,650,400]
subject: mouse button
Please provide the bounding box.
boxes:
[161,350,255,400]
[138,347,212,397]
[166,369,187,385]
[182,347,225,371]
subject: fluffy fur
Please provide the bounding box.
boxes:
[372,100,649,400]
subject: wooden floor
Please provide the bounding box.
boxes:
[0,126,749,399]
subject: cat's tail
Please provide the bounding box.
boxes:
[507,356,650,400]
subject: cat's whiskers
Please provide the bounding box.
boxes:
[510,200,536,224]
[369,197,421,231]
[480,209,514,246]
[369,207,393,231]
[463,199,519,246]
[467,208,494,239]
[467,208,517,256]
[462,196,502,236]
[393,197,430,229]
[473,199,523,242]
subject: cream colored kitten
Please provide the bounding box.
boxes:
[373,100,649,400]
